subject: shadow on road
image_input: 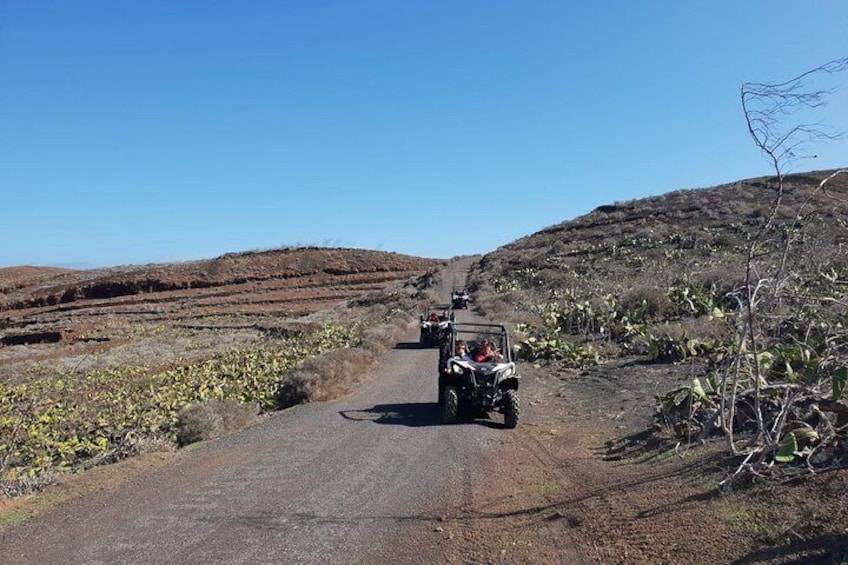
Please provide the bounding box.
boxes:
[471,417,510,429]
[339,403,510,429]
[340,403,441,427]
[733,533,848,564]
[393,341,429,350]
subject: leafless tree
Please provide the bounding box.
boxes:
[718,57,848,488]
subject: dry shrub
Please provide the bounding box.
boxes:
[175,399,262,446]
[75,430,176,472]
[276,347,373,408]
[679,316,734,342]
[647,316,732,345]
[620,286,673,320]
[470,294,494,317]
[361,323,404,357]
[593,340,623,358]
[710,232,736,249]
[538,268,581,290]
[473,292,517,323]
[274,369,314,409]
[275,318,410,409]
[643,317,729,344]
[634,228,656,240]
[690,268,745,308]
[132,435,175,454]
[1,468,57,498]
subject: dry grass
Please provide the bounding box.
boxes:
[275,319,408,408]
[0,469,58,499]
[175,400,263,446]
[620,285,674,320]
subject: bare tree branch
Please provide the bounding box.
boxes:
[720,57,848,486]
[742,57,848,172]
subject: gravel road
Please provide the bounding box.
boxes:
[1,258,502,564]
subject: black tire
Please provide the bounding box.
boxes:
[503,389,520,429]
[442,385,459,424]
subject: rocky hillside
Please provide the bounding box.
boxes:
[467,168,848,483]
[0,247,440,373]
[0,247,438,312]
[473,170,848,303]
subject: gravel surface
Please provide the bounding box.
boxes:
[7,257,843,563]
[1,259,496,564]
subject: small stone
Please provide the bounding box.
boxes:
[434,526,444,532]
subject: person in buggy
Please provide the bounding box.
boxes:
[473,339,502,363]
[454,339,472,360]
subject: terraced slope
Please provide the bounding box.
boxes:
[0,247,441,375]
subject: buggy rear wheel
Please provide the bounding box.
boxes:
[503,389,520,429]
[441,385,458,424]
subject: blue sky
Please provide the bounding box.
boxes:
[1,1,846,269]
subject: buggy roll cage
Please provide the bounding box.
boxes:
[443,322,513,363]
[420,304,455,323]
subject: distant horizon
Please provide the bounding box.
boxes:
[0,244,459,272]
[4,163,845,272]
[3,2,846,269]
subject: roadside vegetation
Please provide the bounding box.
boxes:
[469,60,848,491]
[470,167,847,484]
[0,268,439,497]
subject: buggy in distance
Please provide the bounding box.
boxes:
[451,286,470,309]
[419,305,454,347]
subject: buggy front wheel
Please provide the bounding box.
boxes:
[441,385,458,424]
[502,389,520,429]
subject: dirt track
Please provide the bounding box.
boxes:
[0,258,516,564]
[7,256,844,563]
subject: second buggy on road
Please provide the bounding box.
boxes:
[451,287,470,309]
[419,305,454,347]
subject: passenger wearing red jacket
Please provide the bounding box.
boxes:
[473,340,502,362]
